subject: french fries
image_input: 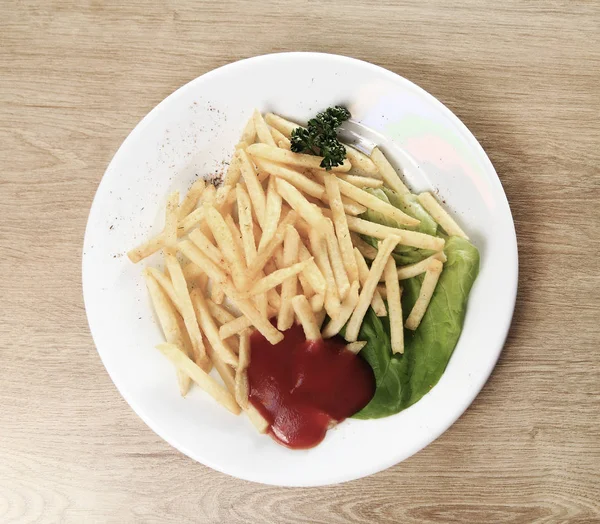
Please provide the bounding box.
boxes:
[345,236,400,342]
[322,281,360,338]
[324,218,351,300]
[257,176,282,252]
[370,147,410,195]
[354,248,387,317]
[235,331,251,409]
[278,225,300,331]
[130,111,472,437]
[239,149,266,227]
[264,112,299,137]
[291,295,321,341]
[405,259,443,330]
[253,109,277,146]
[157,343,240,414]
[309,228,341,318]
[247,143,352,172]
[165,252,208,366]
[323,173,359,284]
[275,178,325,229]
[350,233,378,260]
[346,341,367,354]
[241,114,257,145]
[384,258,404,354]
[190,288,238,367]
[417,192,469,239]
[336,177,419,227]
[144,270,191,395]
[395,252,447,281]
[177,180,205,220]
[342,214,445,251]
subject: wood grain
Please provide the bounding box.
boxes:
[1,1,599,522]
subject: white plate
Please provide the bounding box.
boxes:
[83,52,518,487]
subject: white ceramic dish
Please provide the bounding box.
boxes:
[83,52,518,487]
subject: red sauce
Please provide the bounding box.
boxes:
[247,324,375,449]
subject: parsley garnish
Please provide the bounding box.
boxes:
[290,106,351,170]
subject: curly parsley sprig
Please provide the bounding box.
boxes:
[290,106,351,170]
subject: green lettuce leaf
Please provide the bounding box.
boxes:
[353,236,480,419]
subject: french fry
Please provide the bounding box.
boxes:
[177,207,206,236]
[370,147,410,195]
[309,293,324,312]
[127,191,178,263]
[221,284,284,344]
[243,259,311,297]
[241,114,257,144]
[165,252,207,366]
[190,289,238,367]
[278,225,300,330]
[417,192,469,239]
[384,258,404,354]
[146,267,182,313]
[253,109,277,146]
[156,343,240,415]
[253,158,326,201]
[324,218,351,300]
[204,338,268,433]
[335,178,419,226]
[235,331,251,409]
[143,271,191,395]
[178,240,229,284]
[344,145,379,175]
[275,178,325,229]
[247,143,352,172]
[336,173,383,189]
[246,209,297,280]
[182,262,208,291]
[203,204,248,290]
[298,241,327,296]
[350,233,379,260]
[211,282,225,304]
[188,229,229,269]
[323,173,359,284]
[345,236,400,341]
[308,229,340,317]
[341,214,445,251]
[392,252,447,281]
[405,259,443,330]
[224,214,245,263]
[264,113,300,137]
[236,184,258,263]
[270,126,291,149]
[377,284,388,299]
[257,176,282,252]
[291,295,321,341]
[346,341,367,354]
[354,248,387,317]
[339,197,367,216]
[223,151,243,188]
[298,272,315,298]
[322,281,360,338]
[312,311,326,331]
[239,149,266,227]
[177,179,205,220]
[206,298,236,324]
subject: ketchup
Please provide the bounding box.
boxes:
[247,324,375,449]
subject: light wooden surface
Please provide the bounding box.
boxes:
[1,1,599,522]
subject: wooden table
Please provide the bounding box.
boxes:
[2,2,599,522]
